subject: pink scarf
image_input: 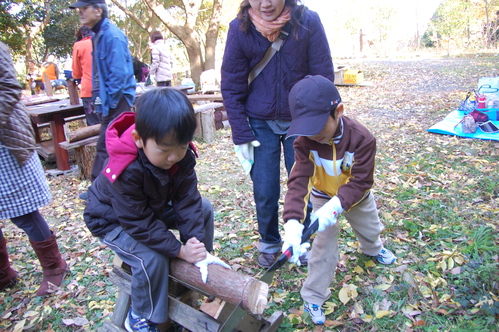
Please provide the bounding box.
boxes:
[249,6,291,42]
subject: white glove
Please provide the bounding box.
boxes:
[238,140,261,160]
[281,219,309,266]
[315,196,344,232]
[194,253,231,283]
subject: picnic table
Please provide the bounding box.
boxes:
[26,98,85,171]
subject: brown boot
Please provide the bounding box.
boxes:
[0,237,18,291]
[29,233,69,296]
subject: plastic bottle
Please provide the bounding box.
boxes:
[477,94,486,109]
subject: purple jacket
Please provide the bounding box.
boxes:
[221,8,334,145]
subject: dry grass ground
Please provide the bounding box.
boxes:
[0,54,498,331]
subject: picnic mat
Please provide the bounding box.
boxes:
[427,110,499,141]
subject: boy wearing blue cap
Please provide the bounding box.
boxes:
[281,75,396,324]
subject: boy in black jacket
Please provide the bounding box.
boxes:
[84,88,229,332]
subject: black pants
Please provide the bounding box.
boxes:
[156,81,171,87]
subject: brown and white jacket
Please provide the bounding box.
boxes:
[283,116,377,223]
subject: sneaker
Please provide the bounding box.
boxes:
[304,301,325,325]
[372,247,396,265]
[125,309,159,332]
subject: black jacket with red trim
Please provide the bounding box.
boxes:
[83,112,204,258]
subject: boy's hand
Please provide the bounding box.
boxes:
[195,253,232,283]
[178,237,207,264]
[281,219,309,266]
[315,196,344,232]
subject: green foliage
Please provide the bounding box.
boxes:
[42,1,80,58]
[0,2,24,52]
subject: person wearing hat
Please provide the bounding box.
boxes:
[69,0,136,183]
[281,75,396,324]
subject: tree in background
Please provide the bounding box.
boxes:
[43,1,81,59]
[0,0,51,63]
[110,0,224,86]
[427,0,499,53]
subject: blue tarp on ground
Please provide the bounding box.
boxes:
[427,110,499,141]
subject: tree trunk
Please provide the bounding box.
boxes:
[204,0,223,71]
[169,259,268,316]
[75,143,97,180]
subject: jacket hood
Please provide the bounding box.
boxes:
[103,112,138,183]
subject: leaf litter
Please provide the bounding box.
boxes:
[0,55,498,331]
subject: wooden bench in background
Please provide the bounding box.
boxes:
[58,101,226,179]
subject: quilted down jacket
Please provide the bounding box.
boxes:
[150,40,173,83]
[221,7,335,145]
[0,42,37,166]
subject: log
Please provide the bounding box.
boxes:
[169,259,268,315]
[193,103,222,142]
[74,142,96,180]
[68,124,101,142]
[199,109,215,142]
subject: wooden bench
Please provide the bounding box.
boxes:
[102,257,283,332]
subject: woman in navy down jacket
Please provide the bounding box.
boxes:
[221,0,335,267]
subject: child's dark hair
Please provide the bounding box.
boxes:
[150,31,163,43]
[135,88,197,146]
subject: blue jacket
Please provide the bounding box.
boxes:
[93,18,136,117]
[221,8,334,145]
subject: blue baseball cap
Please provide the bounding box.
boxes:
[287,75,341,138]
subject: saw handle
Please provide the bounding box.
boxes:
[301,217,319,243]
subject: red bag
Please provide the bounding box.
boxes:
[469,110,489,123]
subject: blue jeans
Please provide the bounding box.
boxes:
[248,118,296,254]
[51,79,67,87]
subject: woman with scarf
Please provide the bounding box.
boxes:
[221,0,334,268]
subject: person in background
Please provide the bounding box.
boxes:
[221,0,335,268]
[149,31,174,87]
[282,75,396,324]
[132,56,149,83]
[72,25,100,126]
[26,59,44,95]
[0,41,69,297]
[84,88,229,332]
[42,54,67,88]
[69,0,136,185]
